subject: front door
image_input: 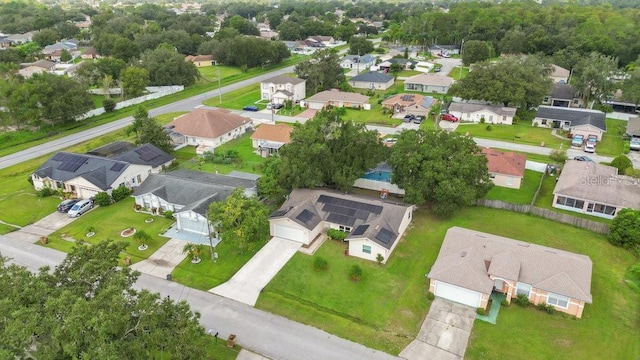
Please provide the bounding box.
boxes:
[494,279,504,293]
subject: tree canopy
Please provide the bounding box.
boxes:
[388,130,492,218]
[573,52,618,107]
[348,36,374,55]
[608,208,640,253]
[128,107,173,153]
[294,49,345,94]
[140,47,199,87]
[462,40,492,66]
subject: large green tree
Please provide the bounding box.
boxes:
[388,130,492,218]
[608,208,640,252]
[120,66,150,99]
[294,49,345,94]
[0,240,211,359]
[140,47,199,86]
[348,36,374,55]
[573,52,618,108]
[128,107,173,153]
[622,67,640,107]
[462,40,492,66]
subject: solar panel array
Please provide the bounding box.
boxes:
[317,195,383,214]
[375,228,396,244]
[401,94,415,102]
[135,146,161,162]
[110,163,126,172]
[351,224,369,236]
[296,209,316,226]
[321,203,369,220]
[56,154,88,172]
[326,213,356,227]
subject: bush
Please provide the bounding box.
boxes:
[514,294,530,307]
[608,208,640,249]
[376,253,384,264]
[480,117,485,124]
[327,228,347,241]
[103,98,116,112]
[426,292,435,301]
[93,192,112,206]
[349,265,362,281]
[476,308,486,315]
[111,185,131,202]
[27,176,33,185]
[203,149,240,164]
[611,155,633,173]
[313,256,328,271]
[536,303,556,314]
[501,299,510,307]
[37,187,56,197]
[164,210,174,219]
[549,149,568,164]
[485,125,492,131]
[623,142,630,154]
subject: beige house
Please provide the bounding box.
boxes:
[482,148,526,189]
[533,106,606,141]
[250,123,293,157]
[18,65,48,78]
[553,161,640,219]
[348,72,394,90]
[305,90,370,110]
[381,93,435,116]
[260,75,306,104]
[269,189,413,263]
[448,102,517,125]
[428,227,593,318]
[404,73,454,94]
[550,64,570,84]
[185,55,215,67]
[168,109,252,151]
[626,116,640,137]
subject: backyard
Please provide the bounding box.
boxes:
[482,169,543,204]
[256,207,639,358]
[456,122,571,148]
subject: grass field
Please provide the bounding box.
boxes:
[203,85,263,110]
[256,207,639,358]
[597,118,626,156]
[448,66,469,80]
[483,170,543,204]
[456,122,571,148]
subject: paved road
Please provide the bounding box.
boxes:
[0,234,399,360]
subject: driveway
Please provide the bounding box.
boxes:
[4,210,79,243]
[131,239,188,279]
[400,298,476,360]
[210,237,301,306]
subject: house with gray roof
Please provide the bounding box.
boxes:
[541,83,584,108]
[269,189,413,263]
[378,58,417,71]
[260,75,306,104]
[348,71,394,90]
[340,54,377,72]
[404,73,454,94]
[553,160,640,219]
[449,102,517,125]
[533,106,607,141]
[305,90,370,110]
[428,227,592,318]
[32,144,173,199]
[133,169,257,241]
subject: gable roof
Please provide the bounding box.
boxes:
[170,109,251,139]
[341,54,376,64]
[186,54,214,62]
[270,189,412,249]
[306,90,370,104]
[262,74,305,85]
[481,148,526,177]
[551,64,570,79]
[404,73,454,87]
[428,227,592,303]
[449,102,517,117]
[114,143,174,168]
[386,58,417,66]
[382,93,424,107]
[251,123,293,144]
[31,60,55,70]
[535,106,606,131]
[549,83,578,100]
[349,71,393,83]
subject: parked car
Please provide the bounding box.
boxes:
[67,199,93,217]
[434,66,442,72]
[413,115,424,124]
[272,103,283,109]
[57,199,80,213]
[573,156,594,162]
[441,113,459,122]
[242,105,259,111]
[584,143,595,153]
[571,134,584,147]
[587,134,598,145]
[403,114,415,122]
[630,137,640,151]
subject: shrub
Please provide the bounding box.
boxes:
[313,256,328,271]
[480,117,485,124]
[501,299,510,307]
[485,125,492,131]
[86,226,96,234]
[536,303,556,314]
[611,155,633,173]
[349,265,362,281]
[608,208,640,249]
[164,210,174,219]
[37,187,56,198]
[476,308,486,315]
[27,176,33,185]
[93,192,112,206]
[549,149,568,164]
[426,292,435,301]
[111,185,131,202]
[103,98,116,112]
[623,142,630,154]
[376,253,384,264]
[514,294,530,307]
[327,228,347,241]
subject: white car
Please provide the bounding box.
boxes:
[67,199,94,217]
[584,143,595,153]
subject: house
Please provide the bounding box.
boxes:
[404,73,454,94]
[259,30,279,39]
[428,44,461,56]
[133,170,257,241]
[428,227,592,318]
[550,64,570,84]
[306,35,335,47]
[481,148,526,189]
[532,106,606,141]
[381,93,435,116]
[185,54,216,67]
[81,47,99,60]
[42,39,78,56]
[18,65,48,78]
[340,54,376,72]
[553,161,640,219]
[269,189,413,263]
[348,72,394,90]
[449,103,517,125]
[251,123,293,157]
[378,58,417,71]
[31,144,174,199]
[305,90,370,110]
[542,84,584,108]
[625,116,640,137]
[30,60,56,71]
[168,109,252,151]
[260,75,306,104]
[7,31,35,44]
[0,37,12,49]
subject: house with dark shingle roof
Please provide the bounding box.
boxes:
[348,71,394,90]
[542,83,584,108]
[481,148,526,189]
[269,189,413,263]
[168,108,252,152]
[260,75,306,104]
[428,227,593,318]
[533,106,607,141]
[378,58,418,71]
[404,73,454,94]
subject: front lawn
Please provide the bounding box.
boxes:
[448,66,469,80]
[456,122,570,149]
[342,103,402,127]
[596,118,626,156]
[203,84,262,110]
[256,207,639,358]
[483,170,543,204]
[197,65,243,83]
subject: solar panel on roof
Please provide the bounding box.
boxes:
[351,224,369,236]
[52,153,70,161]
[296,209,316,225]
[57,162,82,172]
[317,194,384,215]
[322,203,356,217]
[110,163,126,172]
[135,146,161,162]
[375,228,395,244]
[326,213,356,227]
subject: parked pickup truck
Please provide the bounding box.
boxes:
[571,134,584,147]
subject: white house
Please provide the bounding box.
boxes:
[260,75,306,104]
[305,90,370,110]
[404,73,454,94]
[348,71,394,90]
[448,102,517,125]
[340,54,377,72]
[250,123,293,157]
[533,106,606,141]
[482,148,526,189]
[168,109,252,151]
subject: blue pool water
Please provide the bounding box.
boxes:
[361,171,392,183]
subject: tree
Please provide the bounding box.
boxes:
[608,208,640,251]
[59,49,72,63]
[348,36,374,55]
[133,229,151,249]
[128,107,173,153]
[225,14,260,36]
[256,156,285,201]
[208,188,270,254]
[278,108,385,191]
[32,28,60,47]
[294,49,345,94]
[573,52,618,108]
[0,240,211,359]
[622,67,640,107]
[276,20,303,41]
[389,63,403,79]
[611,155,633,174]
[549,149,568,164]
[388,130,492,218]
[140,47,199,86]
[462,40,492,66]
[499,29,528,55]
[182,243,204,263]
[120,67,150,99]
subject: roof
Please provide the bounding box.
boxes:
[341,54,376,64]
[270,189,412,249]
[382,93,424,107]
[262,74,305,85]
[349,72,394,84]
[481,148,526,177]
[251,123,293,144]
[31,60,55,70]
[404,73,454,87]
[554,160,640,209]
[186,54,214,62]
[449,102,517,117]
[18,66,47,78]
[535,106,606,131]
[87,141,135,158]
[385,58,417,66]
[549,83,577,100]
[169,109,251,139]
[551,64,570,79]
[428,227,593,303]
[132,169,257,216]
[306,90,370,104]
[625,116,640,136]
[114,143,174,168]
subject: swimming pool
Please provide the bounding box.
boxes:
[361,171,392,183]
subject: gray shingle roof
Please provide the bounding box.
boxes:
[263,74,305,85]
[114,143,174,168]
[549,83,577,100]
[535,106,606,131]
[349,71,394,83]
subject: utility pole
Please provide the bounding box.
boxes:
[217,66,222,104]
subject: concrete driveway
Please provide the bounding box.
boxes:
[5,210,80,243]
[131,239,188,279]
[400,298,476,360]
[210,237,301,306]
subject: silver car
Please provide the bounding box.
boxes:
[67,199,93,217]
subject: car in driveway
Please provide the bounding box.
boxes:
[441,113,459,122]
[67,199,93,217]
[571,134,584,147]
[242,105,259,111]
[57,199,80,213]
[403,114,415,122]
[584,143,595,153]
[574,156,594,162]
[630,137,640,151]
[413,115,424,124]
[587,135,598,146]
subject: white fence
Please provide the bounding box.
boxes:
[79,86,184,120]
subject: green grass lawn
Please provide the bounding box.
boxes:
[448,66,469,80]
[456,122,571,149]
[203,85,263,110]
[483,170,543,204]
[197,65,243,83]
[0,223,18,235]
[398,70,422,77]
[91,94,106,108]
[177,133,266,175]
[342,103,402,127]
[596,118,626,156]
[256,207,639,358]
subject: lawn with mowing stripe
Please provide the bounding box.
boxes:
[177,133,266,175]
[0,223,18,235]
[483,169,543,204]
[203,85,263,110]
[596,118,626,156]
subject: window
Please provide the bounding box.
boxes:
[573,99,579,104]
[516,283,532,297]
[490,174,496,179]
[547,292,569,308]
[507,177,513,186]
[543,96,550,103]
[556,196,584,209]
[489,115,494,123]
[587,203,616,216]
[339,226,351,232]
[362,244,371,254]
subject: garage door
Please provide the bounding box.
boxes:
[434,281,482,308]
[179,216,208,235]
[273,224,306,243]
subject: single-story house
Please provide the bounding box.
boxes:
[7,31,35,44]
[29,59,56,71]
[348,71,394,90]
[18,65,48,78]
[550,64,570,84]
[340,54,376,71]
[381,93,435,116]
[185,54,216,67]
[31,143,174,199]
[260,75,306,104]
[404,73,454,94]
[428,227,593,318]
[269,189,413,263]
[553,160,640,219]
[0,37,12,49]
[133,169,257,239]
[378,58,417,71]
[168,108,252,150]
[428,44,461,56]
[81,47,99,60]
[306,35,335,47]
[532,106,606,141]
[250,123,293,157]
[626,116,640,137]
[542,84,584,108]
[42,39,78,56]
[448,102,517,125]
[481,148,526,189]
[305,90,370,110]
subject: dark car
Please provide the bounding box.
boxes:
[242,105,259,111]
[57,199,80,213]
[272,103,283,109]
[403,114,415,122]
[441,113,459,122]
[573,156,594,162]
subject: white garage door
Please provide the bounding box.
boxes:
[179,216,208,234]
[434,281,482,308]
[273,224,306,243]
